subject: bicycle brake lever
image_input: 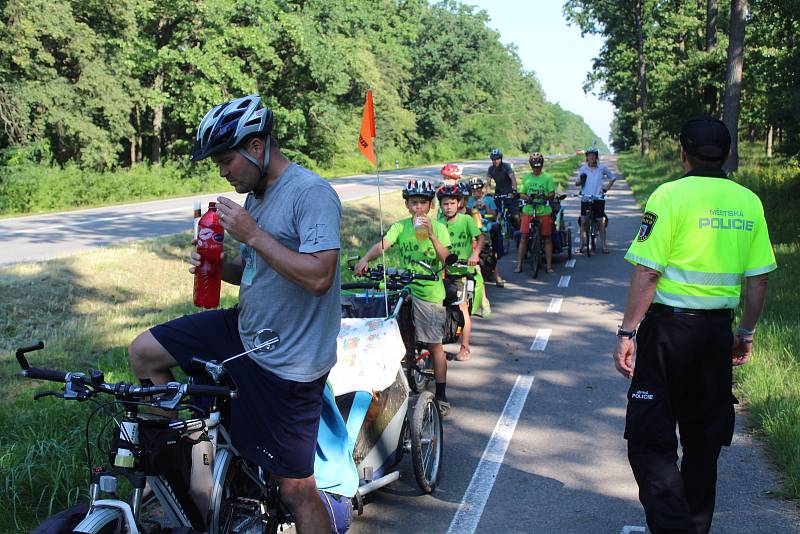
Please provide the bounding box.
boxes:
[34,390,63,401]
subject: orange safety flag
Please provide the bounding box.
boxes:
[358,90,376,165]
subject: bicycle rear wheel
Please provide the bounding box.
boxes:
[410,391,443,494]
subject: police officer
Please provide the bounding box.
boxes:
[612,116,776,534]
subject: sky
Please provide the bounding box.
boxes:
[469,0,615,149]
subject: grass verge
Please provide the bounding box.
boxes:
[0,192,410,532]
[618,144,800,499]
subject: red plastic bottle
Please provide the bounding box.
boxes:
[193,202,224,309]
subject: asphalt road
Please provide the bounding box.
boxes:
[4,157,798,532]
[343,158,800,534]
[1,158,528,265]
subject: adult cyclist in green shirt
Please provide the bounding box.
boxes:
[438,184,483,362]
[515,152,556,274]
[355,180,454,415]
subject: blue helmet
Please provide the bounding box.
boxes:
[190,94,274,165]
[489,148,503,160]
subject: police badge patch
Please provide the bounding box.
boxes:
[637,211,658,241]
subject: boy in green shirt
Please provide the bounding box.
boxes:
[516,152,556,274]
[437,184,483,362]
[355,180,454,415]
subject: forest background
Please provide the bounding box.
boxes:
[0,0,604,216]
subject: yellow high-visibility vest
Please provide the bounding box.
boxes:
[625,172,777,309]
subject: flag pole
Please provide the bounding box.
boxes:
[371,97,390,318]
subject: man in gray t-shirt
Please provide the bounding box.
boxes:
[127,95,339,532]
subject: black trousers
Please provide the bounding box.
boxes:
[625,309,736,534]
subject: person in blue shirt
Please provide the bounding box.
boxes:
[466,177,504,287]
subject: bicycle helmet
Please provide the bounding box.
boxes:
[441,163,463,180]
[489,148,503,160]
[529,152,544,168]
[436,183,462,201]
[585,146,599,157]
[468,176,486,190]
[190,94,274,173]
[402,179,435,199]
[457,181,471,197]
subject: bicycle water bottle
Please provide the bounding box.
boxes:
[194,202,224,309]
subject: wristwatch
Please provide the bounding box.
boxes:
[616,326,637,339]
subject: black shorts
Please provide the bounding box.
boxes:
[580,199,605,218]
[150,307,327,479]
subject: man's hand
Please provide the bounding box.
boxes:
[216,196,260,244]
[468,251,480,266]
[613,337,635,379]
[188,237,225,274]
[353,258,370,276]
[732,333,753,366]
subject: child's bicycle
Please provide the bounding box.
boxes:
[343,256,466,393]
[343,259,438,394]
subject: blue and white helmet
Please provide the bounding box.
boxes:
[402,179,436,199]
[190,94,274,169]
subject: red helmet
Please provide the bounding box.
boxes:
[440,163,463,180]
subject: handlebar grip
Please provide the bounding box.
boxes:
[187,384,232,398]
[341,282,381,290]
[22,367,68,382]
[415,274,438,281]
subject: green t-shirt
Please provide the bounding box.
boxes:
[385,217,452,303]
[520,172,555,216]
[625,175,777,309]
[439,213,481,275]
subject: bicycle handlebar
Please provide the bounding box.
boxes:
[16,341,234,406]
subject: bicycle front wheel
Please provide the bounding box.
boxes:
[72,509,121,534]
[529,224,542,278]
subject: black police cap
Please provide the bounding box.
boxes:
[679,116,731,161]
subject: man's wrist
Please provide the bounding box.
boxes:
[736,326,756,336]
[616,325,637,339]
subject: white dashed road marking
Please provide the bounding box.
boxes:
[529,329,552,351]
[558,275,571,288]
[447,375,535,534]
[620,527,646,534]
[547,298,563,313]
[565,259,576,268]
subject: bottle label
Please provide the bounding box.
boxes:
[198,228,215,242]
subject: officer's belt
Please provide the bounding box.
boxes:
[648,303,733,318]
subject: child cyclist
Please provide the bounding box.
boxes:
[437,184,483,361]
[355,180,454,415]
[515,152,556,274]
[467,177,505,288]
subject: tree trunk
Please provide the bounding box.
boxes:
[703,0,719,114]
[706,0,718,50]
[150,71,164,164]
[635,0,650,156]
[722,0,747,172]
[130,105,139,166]
[766,125,773,157]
